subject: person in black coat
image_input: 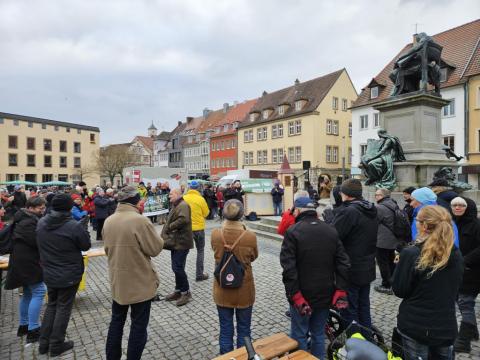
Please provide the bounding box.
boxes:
[5,197,47,343]
[224,181,245,204]
[430,179,458,212]
[333,179,378,328]
[402,186,416,223]
[451,196,480,353]
[203,184,217,219]
[280,196,350,359]
[12,185,27,214]
[94,189,114,240]
[36,194,91,357]
[392,205,463,360]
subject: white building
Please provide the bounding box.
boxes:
[351,22,479,183]
[153,131,170,168]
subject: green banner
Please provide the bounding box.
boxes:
[240,179,274,193]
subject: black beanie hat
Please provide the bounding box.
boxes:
[52,193,74,212]
[340,179,363,199]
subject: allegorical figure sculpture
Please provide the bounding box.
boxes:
[389,32,443,96]
[361,129,406,189]
[432,167,472,192]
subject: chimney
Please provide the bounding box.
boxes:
[178,121,182,126]
[262,91,268,96]
[186,116,193,123]
[223,102,229,113]
[233,100,239,106]
[203,108,210,119]
[295,78,300,85]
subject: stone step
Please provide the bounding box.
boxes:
[246,221,279,235]
[259,217,281,226]
[246,227,283,242]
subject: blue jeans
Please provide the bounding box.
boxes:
[400,331,454,360]
[19,282,46,330]
[273,202,283,216]
[341,283,372,328]
[171,249,190,293]
[217,306,253,355]
[106,299,152,360]
[290,305,329,359]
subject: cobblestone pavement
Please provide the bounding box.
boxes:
[1,220,479,359]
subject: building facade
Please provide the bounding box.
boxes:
[351,20,480,183]
[153,131,171,167]
[0,112,100,187]
[167,121,186,168]
[237,69,357,183]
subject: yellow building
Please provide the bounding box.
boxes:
[0,112,101,187]
[465,73,480,186]
[237,68,357,183]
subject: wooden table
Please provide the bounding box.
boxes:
[0,247,106,312]
[278,350,319,359]
[212,333,298,360]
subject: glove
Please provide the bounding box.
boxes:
[291,291,312,316]
[332,290,348,310]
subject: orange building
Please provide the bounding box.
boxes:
[210,99,257,176]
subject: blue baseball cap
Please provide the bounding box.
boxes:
[294,196,316,209]
[190,180,200,189]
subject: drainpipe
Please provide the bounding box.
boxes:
[464,82,469,183]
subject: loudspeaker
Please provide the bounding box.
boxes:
[302,161,311,170]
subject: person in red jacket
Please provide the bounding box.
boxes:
[0,203,5,230]
[216,186,225,220]
[278,190,311,235]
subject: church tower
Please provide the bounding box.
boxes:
[148,121,157,137]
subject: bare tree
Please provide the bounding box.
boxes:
[95,144,134,184]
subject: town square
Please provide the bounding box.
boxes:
[1,1,480,359]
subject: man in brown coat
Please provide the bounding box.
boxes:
[161,188,194,306]
[211,199,258,354]
[103,186,164,360]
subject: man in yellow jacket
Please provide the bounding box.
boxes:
[183,180,210,281]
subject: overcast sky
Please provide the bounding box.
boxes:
[0,0,478,145]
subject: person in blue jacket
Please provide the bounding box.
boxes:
[410,187,459,248]
[71,194,88,221]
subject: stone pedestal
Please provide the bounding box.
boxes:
[374,91,456,188]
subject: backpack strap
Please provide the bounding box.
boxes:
[220,228,248,252]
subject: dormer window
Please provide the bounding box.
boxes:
[215,127,221,134]
[263,110,270,120]
[370,87,379,99]
[249,113,256,122]
[233,122,239,129]
[278,105,285,115]
[223,124,229,132]
[440,68,447,83]
[295,101,303,111]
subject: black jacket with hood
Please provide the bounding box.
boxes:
[281,210,350,309]
[333,199,378,286]
[36,210,91,288]
[5,209,43,289]
[453,197,480,295]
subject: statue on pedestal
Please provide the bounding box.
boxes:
[432,167,472,192]
[389,32,443,96]
[361,129,406,189]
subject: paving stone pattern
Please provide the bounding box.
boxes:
[1,221,479,359]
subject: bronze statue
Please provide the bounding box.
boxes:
[361,129,406,189]
[432,167,472,192]
[389,32,442,96]
[442,145,464,161]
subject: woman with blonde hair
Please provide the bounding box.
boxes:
[392,205,463,360]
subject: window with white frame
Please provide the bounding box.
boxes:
[327,119,332,134]
[257,127,267,140]
[326,146,332,163]
[295,120,301,134]
[332,120,339,135]
[278,105,285,115]
[295,146,301,163]
[360,144,368,157]
[349,122,352,137]
[288,147,295,163]
[288,121,295,135]
[295,101,303,111]
[443,135,455,153]
[263,110,270,120]
[370,87,379,99]
[342,98,348,111]
[249,113,256,122]
[224,124,229,132]
[443,99,455,116]
[257,151,263,164]
[332,146,338,163]
[272,149,277,164]
[272,124,278,138]
[278,148,283,162]
[277,124,283,137]
[262,150,268,164]
[360,115,368,129]
[233,122,239,129]
[373,113,380,127]
[332,97,338,110]
[244,130,253,142]
[440,68,447,82]
[215,127,221,134]
[348,147,352,164]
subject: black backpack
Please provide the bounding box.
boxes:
[388,206,411,241]
[0,222,15,255]
[214,230,247,289]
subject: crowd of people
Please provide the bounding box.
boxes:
[1,175,479,360]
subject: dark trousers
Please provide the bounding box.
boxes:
[171,250,190,293]
[193,230,205,279]
[97,218,106,240]
[376,248,395,288]
[39,283,79,349]
[341,283,372,329]
[106,299,152,360]
[217,306,253,354]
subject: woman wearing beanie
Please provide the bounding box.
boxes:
[450,197,480,353]
[211,199,258,354]
[392,205,463,360]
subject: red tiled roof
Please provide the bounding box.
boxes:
[224,99,258,124]
[133,136,154,151]
[197,109,226,133]
[353,19,480,108]
[240,69,345,128]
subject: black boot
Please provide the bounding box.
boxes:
[38,342,49,355]
[454,322,471,353]
[17,325,28,337]
[26,328,41,344]
[471,323,479,341]
[50,340,74,357]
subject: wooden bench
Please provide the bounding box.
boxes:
[212,333,298,360]
[278,350,318,359]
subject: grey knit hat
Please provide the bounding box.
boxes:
[223,199,244,221]
[117,185,140,204]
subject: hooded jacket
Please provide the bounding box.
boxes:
[453,197,480,295]
[334,199,378,286]
[36,210,91,288]
[183,189,209,231]
[376,197,400,250]
[5,209,43,289]
[71,203,88,221]
[281,210,350,309]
